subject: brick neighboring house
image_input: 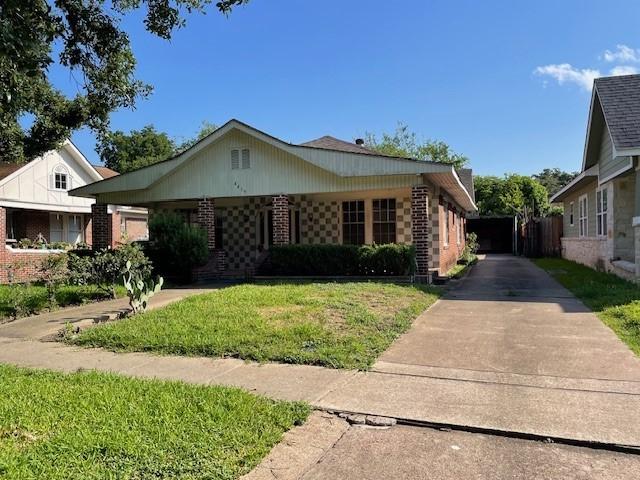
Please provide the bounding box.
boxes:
[552,74,640,282]
[0,141,148,283]
[72,120,477,281]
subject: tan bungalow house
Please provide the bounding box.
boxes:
[72,120,477,281]
[551,74,640,281]
[0,141,148,283]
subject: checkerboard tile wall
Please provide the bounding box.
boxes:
[296,195,341,245]
[430,196,440,269]
[396,196,412,244]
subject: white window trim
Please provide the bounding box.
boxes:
[569,201,574,227]
[443,206,450,247]
[578,194,588,237]
[596,187,608,238]
[51,164,71,191]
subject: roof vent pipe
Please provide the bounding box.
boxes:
[355,138,365,146]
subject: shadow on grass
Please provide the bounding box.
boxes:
[534,258,640,356]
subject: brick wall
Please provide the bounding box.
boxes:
[197,198,216,250]
[0,207,49,283]
[272,195,290,245]
[411,185,430,277]
[438,203,466,275]
[91,204,111,250]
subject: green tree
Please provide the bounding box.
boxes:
[98,125,175,173]
[175,121,218,153]
[1,0,247,164]
[475,174,550,219]
[532,168,579,197]
[365,123,468,169]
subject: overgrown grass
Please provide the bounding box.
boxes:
[73,282,440,369]
[533,258,640,355]
[0,364,309,479]
[0,284,126,321]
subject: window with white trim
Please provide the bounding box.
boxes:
[569,202,574,226]
[596,187,608,237]
[372,198,396,244]
[443,206,450,246]
[51,164,70,191]
[578,194,588,237]
[342,200,365,245]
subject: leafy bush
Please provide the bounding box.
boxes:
[146,212,209,282]
[459,232,479,265]
[261,244,415,276]
[68,243,152,298]
[37,254,69,310]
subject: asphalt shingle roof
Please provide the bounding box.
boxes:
[300,135,380,155]
[457,168,475,203]
[93,165,119,179]
[0,163,23,181]
[595,74,640,150]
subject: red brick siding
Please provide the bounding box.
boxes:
[439,204,466,274]
[122,216,148,241]
[0,207,47,283]
[84,215,92,246]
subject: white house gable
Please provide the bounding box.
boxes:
[0,144,99,213]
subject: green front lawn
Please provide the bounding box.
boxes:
[534,258,640,355]
[0,365,308,479]
[0,284,126,321]
[73,282,440,369]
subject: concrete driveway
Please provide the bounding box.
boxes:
[376,254,640,383]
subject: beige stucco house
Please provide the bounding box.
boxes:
[72,120,476,281]
[0,141,148,283]
[552,74,640,281]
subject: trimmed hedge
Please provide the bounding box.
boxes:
[259,244,415,276]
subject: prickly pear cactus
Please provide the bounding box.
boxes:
[123,260,164,314]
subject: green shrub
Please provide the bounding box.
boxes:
[147,212,209,282]
[37,254,69,310]
[261,244,415,276]
[68,243,152,298]
[459,232,479,265]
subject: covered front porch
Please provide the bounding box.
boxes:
[110,186,432,280]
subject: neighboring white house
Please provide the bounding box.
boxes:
[551,74,640,281]
[0,141,147,283]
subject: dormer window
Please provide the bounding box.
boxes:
[51,164,71,191]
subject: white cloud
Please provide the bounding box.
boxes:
[609,65,638,76]
[535,46,640,91]
[534,64,600,91]
[603,44,640,63]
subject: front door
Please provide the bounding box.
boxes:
[258,207,300,249]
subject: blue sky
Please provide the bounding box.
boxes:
[55,0,640,176]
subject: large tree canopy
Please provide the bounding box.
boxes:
[365,123,468,169]
[0,0,247,164]
[99,121,218,173]
[475,174,550,219]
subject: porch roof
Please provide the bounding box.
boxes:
[550,165,598,203]
[71,120,477,211]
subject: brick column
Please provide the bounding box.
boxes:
[272,194,290,246]
[411,185,430,279]
[197,198,216,251]
[91,203,110,250]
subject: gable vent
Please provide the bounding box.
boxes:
[231,149,240,170]
[241,149,250,169]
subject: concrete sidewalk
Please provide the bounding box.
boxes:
[0,336,639,446]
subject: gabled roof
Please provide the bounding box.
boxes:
[550,164,598,203]
[301,136,380,155]
[93,166,119,179]
[457,168,475,203]
[71,119,477,211]
[594,74,640,150]
[0,164,23,181]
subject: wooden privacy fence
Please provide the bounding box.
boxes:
[521,216,563,258]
